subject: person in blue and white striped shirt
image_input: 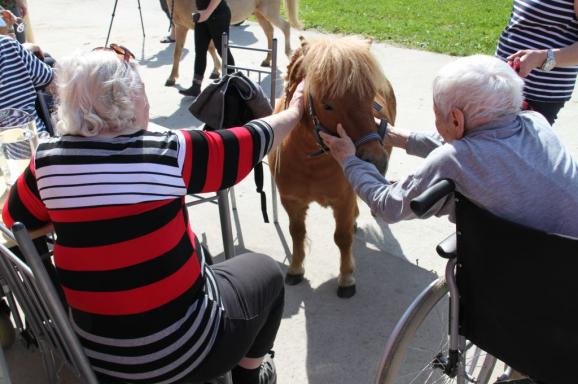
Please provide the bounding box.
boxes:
[496,0,578,125]
[0,33,52,135]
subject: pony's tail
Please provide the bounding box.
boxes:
[284,0,303,29]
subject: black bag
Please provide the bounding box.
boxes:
[189,72,273,222]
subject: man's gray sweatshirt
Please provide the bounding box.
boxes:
[343,112,578,237]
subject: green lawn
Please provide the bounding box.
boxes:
[299,0,513,56]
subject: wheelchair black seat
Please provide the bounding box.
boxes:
[454,193,578,384]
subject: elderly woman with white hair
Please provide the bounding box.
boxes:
[320,54,578,237]
[3,45,304,384]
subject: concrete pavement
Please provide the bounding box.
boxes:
[3,0,577,383]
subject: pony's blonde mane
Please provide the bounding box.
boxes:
[302,37,388,102]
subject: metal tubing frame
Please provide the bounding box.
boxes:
[270,38,278,222]
[446,258,467,383]
[12,224,99,384]
[219,35,235,260]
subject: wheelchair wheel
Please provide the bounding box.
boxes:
[376,278,497,384]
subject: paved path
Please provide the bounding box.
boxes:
[3,1,577,383]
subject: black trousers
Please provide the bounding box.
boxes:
[193,1,235,79]
[525,99,566,126]
[182,252,285,382]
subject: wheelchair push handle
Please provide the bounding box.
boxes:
[410,179,455,218]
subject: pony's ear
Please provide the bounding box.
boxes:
[298,35,310,54]
[373,78,397,125]
[283,41,307,109]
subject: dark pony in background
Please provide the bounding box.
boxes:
[269,36,397,297]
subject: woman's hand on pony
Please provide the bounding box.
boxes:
[320,124,355,166]
[288,80,305,120]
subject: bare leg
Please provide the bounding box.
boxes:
[239,357,264,369]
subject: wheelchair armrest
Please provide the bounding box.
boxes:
[410,179,455,218]
[436,233,457,259]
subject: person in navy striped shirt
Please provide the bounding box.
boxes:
[3,47,304,384]
[0,0,26,42]
[0,34,52,135]
[496,0,578,125]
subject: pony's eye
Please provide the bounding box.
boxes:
[322,103,334,111]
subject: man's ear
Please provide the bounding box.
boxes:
[450,108,465,139]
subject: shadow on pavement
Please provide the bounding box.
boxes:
[229,23,259,47]
[150,96,202,130]
[141,44,189,69]
[280,225,439,384]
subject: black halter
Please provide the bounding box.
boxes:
[307,93,388,158]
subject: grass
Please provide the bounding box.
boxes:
[298,0,513,56]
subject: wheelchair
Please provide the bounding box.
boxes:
[376,179,578,384]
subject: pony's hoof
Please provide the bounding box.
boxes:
[260,60,271,68]
[165,79,176,87]
[285,273,304,285]
[209,72,220,80]
[337,284,356,298]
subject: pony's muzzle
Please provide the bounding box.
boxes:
[359,150,389,175]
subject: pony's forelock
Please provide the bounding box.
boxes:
[302,37,387,102]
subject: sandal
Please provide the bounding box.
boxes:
[160,36,176,44]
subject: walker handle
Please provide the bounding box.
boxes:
[410,179,455,218]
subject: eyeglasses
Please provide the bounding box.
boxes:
[92,43,135,62]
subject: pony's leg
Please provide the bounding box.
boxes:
[165,23,189,86]
[207,41,221,79]
[259,8,292,58]
[281,197,309,285]
[332,199,358,298]
[254,11,273,67]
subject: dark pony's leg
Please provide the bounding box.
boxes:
[331,194,358,298]
[281,197,309,285]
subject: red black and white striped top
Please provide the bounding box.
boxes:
[2,120,273,384]
[496,0,578,102]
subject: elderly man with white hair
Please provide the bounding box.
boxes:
[320,54,578,238]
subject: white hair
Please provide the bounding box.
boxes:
[433,55,524,129]
[55,50,144,136]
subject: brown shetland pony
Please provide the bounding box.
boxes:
[164,0,302,86]
[269,36,396,298]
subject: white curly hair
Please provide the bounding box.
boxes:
[433,55,524,129]
[55,49,145,136]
